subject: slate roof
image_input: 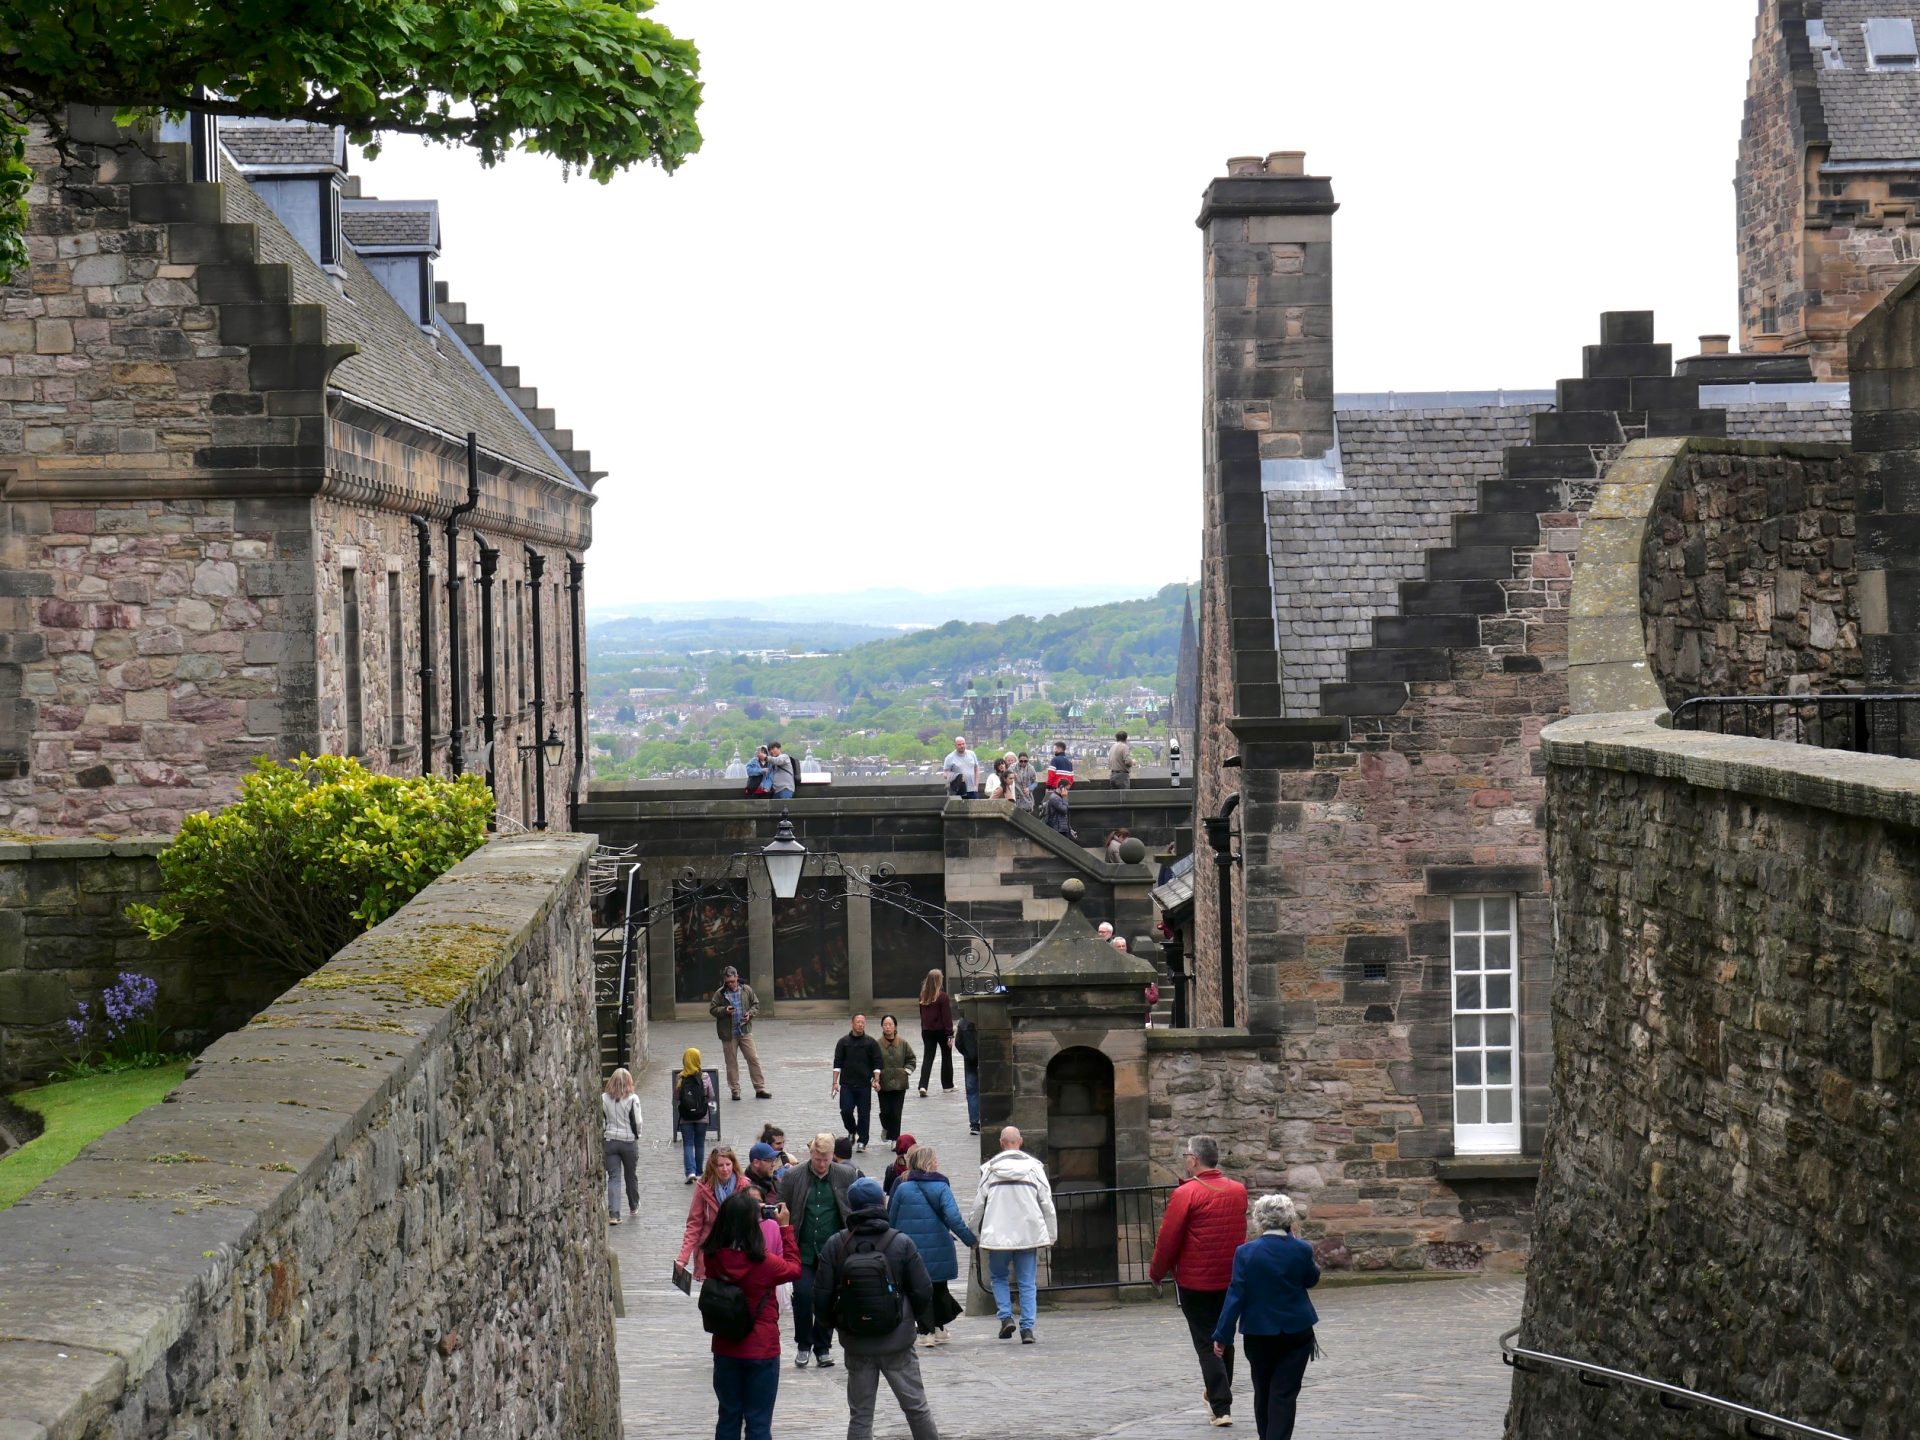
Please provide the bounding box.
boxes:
[340,201,438,251]
[1811,1,1920,163]
[222,168,586,488]
[217,120,346,170]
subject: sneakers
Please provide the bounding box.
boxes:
[856,1142,868,1153]
[917,1333,938,1349]
[608,1215,621,1226]
[998,1322,1016,1340]
[918,1088,928,1098]
[1020,1329,1036,1345]
[685,1173,696,1184]
[794,1352,810,1369]
[935,1327,950,1345]
[969,1124,980,1135]
[1209,1415,1233,1428]
[815,1353,835,1369]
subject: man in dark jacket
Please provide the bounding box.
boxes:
[1148,1134,1250,1427]
[954,1013,980,1135]
[831,1013,884,1151]
[816,1176,939,1440]
[777,1133,858,1369]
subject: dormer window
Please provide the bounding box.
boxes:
[341,199,441,329]
[1809,19,1847,68]
[217,119,350,272]
[1864,17,1920,70]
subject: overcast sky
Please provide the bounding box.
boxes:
[357,2,1760,612]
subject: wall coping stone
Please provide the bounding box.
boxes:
[1542,709,1920,828]
[0,830,597,1439]
[0,837,171,862]
[1144,1027,1274,1052]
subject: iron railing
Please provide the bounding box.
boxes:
[1671,693,1920,758]
[973,1183,1174,1294]
[1500,1328,1856,1440]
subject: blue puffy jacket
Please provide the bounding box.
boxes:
[886,1171,977,1283]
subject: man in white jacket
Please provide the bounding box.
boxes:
[968,1126,1058,1344]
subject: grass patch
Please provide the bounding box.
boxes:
[0,1062,189,1211]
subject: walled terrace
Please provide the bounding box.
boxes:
[0,833,620,1439]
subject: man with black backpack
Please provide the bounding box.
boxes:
[815,1176,940,1440]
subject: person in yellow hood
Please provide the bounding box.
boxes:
[676,1046,718,1182]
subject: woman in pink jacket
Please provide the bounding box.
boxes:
[677,1145,740,1281]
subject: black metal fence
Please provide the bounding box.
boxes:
[973,1183,1175,1294]
[1671,693,1920,758]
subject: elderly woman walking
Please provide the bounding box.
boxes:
[601,1067,642,1225]
[1213,1194,1320,1439]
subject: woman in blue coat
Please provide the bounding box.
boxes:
[886,1141,977,1346]
[1213,1192,1320,1439]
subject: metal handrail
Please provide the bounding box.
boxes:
[1671,692,1920,757]
[1499,1328,1856,1440]
[614,862,640,1069]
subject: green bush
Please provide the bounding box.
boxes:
[128,755,493,977]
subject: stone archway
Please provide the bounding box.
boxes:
[1045,1045,1117,1285]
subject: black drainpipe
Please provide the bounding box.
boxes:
[407,514,435,777]
[525,546,549,831]
[1202,794,1241,1029]
[444,433,481,776]
[566,555,585,832]
[476,536,500,828]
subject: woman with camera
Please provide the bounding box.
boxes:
[703,1189,799,1440]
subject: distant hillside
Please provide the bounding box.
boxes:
[590,615,898,654]
[586,581,1157,629]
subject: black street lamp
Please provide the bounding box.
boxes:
[517,723,566,829]
[760,811,807,900]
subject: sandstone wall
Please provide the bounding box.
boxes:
[0,833,619,1439]
[0,838,288,1085]
[1508,713,1920,1440]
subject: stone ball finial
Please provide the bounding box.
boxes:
[1060,878,1085,905]
[1118,837,1148,866]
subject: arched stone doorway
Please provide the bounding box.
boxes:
[1046,1046,1117,1286]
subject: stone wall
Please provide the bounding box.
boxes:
[1509,711,1920,1440]
[0,838,289,1086]
[1641,441,1861,706]
[0,832,618,1439]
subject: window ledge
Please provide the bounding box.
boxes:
[1144,1028,1278,1052]
[1434,1154,1540,1182]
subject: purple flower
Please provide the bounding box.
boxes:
[99,972,158,1040]
[65,1000,90,1042]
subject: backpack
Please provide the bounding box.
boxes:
[678,1072,710,1124]
[699,1269,769,1340]
[834,1232,907,1338]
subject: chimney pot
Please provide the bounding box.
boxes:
[1227,156,1266,177]
[1699,334,1731,355]
[1265,151,1306,176]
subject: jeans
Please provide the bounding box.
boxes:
[845,1349,939,1440]
[840,1084,873,1146]
[604,1138,638,1216]
[988,1248,1038,1329]
[878,1087,906,1141]
[963,1067,980,1128]
[792,1259,832,1358]
[1111,772,1131,790]
[917,1031,954,1091]
[1178,1287,1234,1417]
[711,1354,779,1440]
[680,1121,707,1178]
[1244,1330,1314,1440]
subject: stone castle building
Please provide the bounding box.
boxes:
[1739,0,1920,377]
[1,110,595,836]
[1183,148,1852,1272]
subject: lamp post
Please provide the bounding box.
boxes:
[1203,798,1239,1029]
[760,811,807,900]
[1169,736,1182,787]
[517,723,565,830]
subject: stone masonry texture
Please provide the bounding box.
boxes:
[0,833,620,1439]
[1508,713,1920,1440]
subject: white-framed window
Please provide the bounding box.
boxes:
[1451,896,1520,1154]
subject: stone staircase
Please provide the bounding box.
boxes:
[1319,311,1721,719]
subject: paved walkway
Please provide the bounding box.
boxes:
[612,1019,1522,1438]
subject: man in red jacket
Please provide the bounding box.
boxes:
[1149,1135,1249,1427]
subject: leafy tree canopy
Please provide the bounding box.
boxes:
[0,0,703,280]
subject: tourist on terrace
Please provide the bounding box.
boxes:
[775,1132,856,1370]
[1104,827,1131,863]
[600,1066,641,1226]
[874,1014,917,1144]
[1012,752,1037,806]
[1044,774,1075,839]
[982,756,1011,799]
[1045,740,1073,789]
[1213,1193,1321,1440]
[954,1011,980,1134]
[1108,731,1134,789]
[746,745,772,797]
[1148,1135,1251,1428]
[969,1125,1058,1344]
[916,967,955,1097]
[765,740,798,799]
[676,1145,741,1282]
[816,1176,940,1440]
[831,1014,884,1151]
[941,736,982,799]
[676,1048,719,1181]
[887,1142,976,1348]
[703,1189,799,1440]
[709,965,771,1103]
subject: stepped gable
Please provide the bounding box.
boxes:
[1320,312,1723,718]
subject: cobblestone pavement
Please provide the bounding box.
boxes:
[613,1019,1522,1438]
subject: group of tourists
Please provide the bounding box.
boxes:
[743,742,799,798]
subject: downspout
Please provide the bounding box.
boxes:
[444,432,481,776]
[407,514,435,777]
[525,546,549,831]
[566,554,585,833]
[476,536,499,829]
[1202,794,1241,1029]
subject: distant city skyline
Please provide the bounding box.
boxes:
[357,2,1758,609]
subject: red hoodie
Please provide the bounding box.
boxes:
[707,1226,801,1360]
[1148,1171,1249,1292]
